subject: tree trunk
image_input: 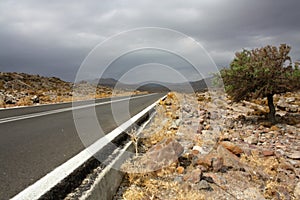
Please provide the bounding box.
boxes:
[267,94,276,123]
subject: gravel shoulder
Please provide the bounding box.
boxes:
[115,91,300,200]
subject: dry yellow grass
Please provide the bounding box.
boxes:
[120,93,207,200]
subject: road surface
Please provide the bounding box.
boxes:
[0,93,164,199]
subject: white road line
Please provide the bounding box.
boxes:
[0,93,157,124]
[11,95,166,200]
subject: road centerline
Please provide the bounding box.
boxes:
[0,93,156,124]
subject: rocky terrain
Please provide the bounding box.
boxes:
[0,72,145,108]
[115,91,300,199]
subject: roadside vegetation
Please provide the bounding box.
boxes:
[219,44,300,123]
[116,44,300,199]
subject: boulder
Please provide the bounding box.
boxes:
[145,138,184,170]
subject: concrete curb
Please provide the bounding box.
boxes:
[80,112,156,200]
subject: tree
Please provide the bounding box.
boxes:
[220,44,300,123]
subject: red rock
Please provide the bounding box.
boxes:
[220,141,243,155]
[217,145,243,170]
[262,150,274,157]
[196,153,217,168]
[145,138,184,170]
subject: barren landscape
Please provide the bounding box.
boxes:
[0,72,145,108]
[115,91,300,200]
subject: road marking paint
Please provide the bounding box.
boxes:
[0,93,157,124]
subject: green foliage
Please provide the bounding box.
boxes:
[220,44,300,102]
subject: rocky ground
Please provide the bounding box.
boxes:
[0,72,144,108]
[115,91,300,200]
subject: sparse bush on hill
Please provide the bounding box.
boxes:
[220,44,300,123]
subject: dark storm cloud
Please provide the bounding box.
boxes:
[0,0,300,81]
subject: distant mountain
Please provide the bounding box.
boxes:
[94,77,211,93]
[97,78,119,88]
[137,83,170,92]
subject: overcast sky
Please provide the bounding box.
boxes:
[0,0,300,82]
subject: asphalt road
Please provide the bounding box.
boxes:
[0,93,164,199]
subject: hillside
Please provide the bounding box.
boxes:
[0,72,114,108]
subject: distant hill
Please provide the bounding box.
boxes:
[138,83,170,92]
[94,77,211,93]
[0,72,112,107]
[97,78,119,88]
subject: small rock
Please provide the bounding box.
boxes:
[193,146,209,154]
[287,151,300,160]
[196,153,217,168]
[294,182,300,199]
[220,141,243,155]
[262,150,274,157]
[244,135,258,145]
[212,156,224,172]
[183,169,202,184]
[197,180,212,191]
[177,166,185,174]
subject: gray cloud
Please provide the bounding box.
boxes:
[0,0,299,81]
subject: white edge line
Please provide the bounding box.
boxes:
[0,93,157,124]
[11,95,166,200]
[79,110,156,200]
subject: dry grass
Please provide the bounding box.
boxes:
[123,177,205,200]
[15,97,33,106]
[120,93,207,200]
[240,150,296,199]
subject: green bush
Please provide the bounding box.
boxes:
[220,44,300,123]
